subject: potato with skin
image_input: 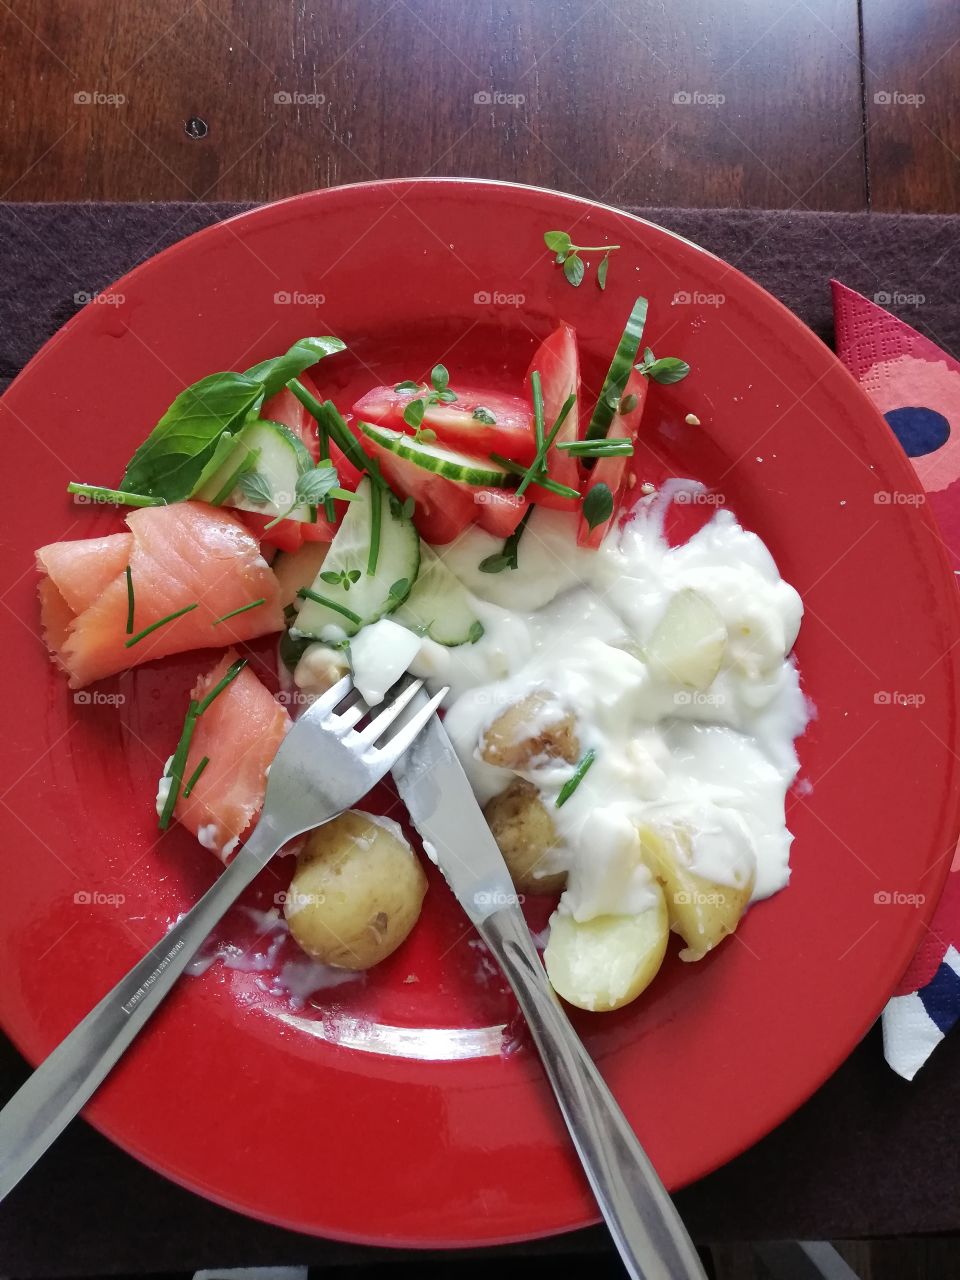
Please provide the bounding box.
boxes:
[479,691,579,770]
[637,823,754,961]
[484,778,567,894]
[285,811,427,970]
[544,888,669,1012]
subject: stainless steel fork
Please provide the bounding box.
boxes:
[0,672,447,1203]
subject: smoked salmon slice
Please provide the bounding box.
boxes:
[37,502,284,688]
[167,649,290,862]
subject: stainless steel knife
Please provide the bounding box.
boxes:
[392,695,707,1280]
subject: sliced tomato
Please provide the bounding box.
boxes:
[577,367,650,548]
[354,426,477,545]
[474,490,528,538]
[353,384,537,465]
[525,322,581,510]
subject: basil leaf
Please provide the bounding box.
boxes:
[244,336,346,400]
[121,372,264,502]
[238,469,273,505]
[544,230,572,253]
[583,482,614,531]
[563,253,585,287]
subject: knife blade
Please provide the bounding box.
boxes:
[391,691,519,927]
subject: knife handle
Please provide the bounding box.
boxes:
[481,907,706,1280]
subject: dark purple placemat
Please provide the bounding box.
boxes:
[2,202,960,1277]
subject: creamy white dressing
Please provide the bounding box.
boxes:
[433,493,807,921]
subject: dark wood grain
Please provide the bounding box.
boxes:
[0,0,866,208]
[862,0,960,212]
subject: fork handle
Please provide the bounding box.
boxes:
[480,907,707,1280]
[0,827,277,1204]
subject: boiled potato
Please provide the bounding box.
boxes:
[284,811,427,970]
[544,890,669,1012]
[272,541,329,608]
[294,642,350,696]
[647,588,726,690]
[479,691,579,769]
[637,822,754,961]
[484,778,567,894]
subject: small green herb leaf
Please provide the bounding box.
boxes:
[431,364,449,393]
[436,388,457,404]
[403,398,426,430]
[388,577,410,603]
[478,553,513,574]
[394,380,421,393]
[468,619,484,643]
[295,463,339,506]
[563,252,585,287]
[238,469,273,505]
[472,406,497,425]
[583,482,614,531]
[641,357,691,385]
[401,495,416,520]
[619,393,639,415]
[544,230,572,254]
[597,253,610,290]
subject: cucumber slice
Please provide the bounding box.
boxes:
[585,297,649,442]
[195,419,316,522]
[359,421,515,488]
[293,478,420,638]
[393,544,484,646]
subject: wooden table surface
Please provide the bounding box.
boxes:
[0,0,957,211]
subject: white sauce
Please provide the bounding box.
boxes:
[430,494,808,921]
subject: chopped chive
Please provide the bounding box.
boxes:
[125,603,198,649]
[367,479,382,575]
[489,454,581,500]
[315,418,337,523]
[556,438,634,457]
[212,598,266,626]
[296,588,363,626]
[556,749,597,808]
[196,657,248,714]
[182,755,210,799]
[124,566,135,635]
[515,390,578,498]
[531,369,545,454]
[68,482,165,508]
[479,503,535,574]
[159,699,200,830]
[289,382,376,483]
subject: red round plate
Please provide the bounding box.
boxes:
[1,179,959,1247]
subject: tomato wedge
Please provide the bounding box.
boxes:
[524,322,581,510]
[577,366,650,548]
[354,425,477,545]
[353,384,537,465]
